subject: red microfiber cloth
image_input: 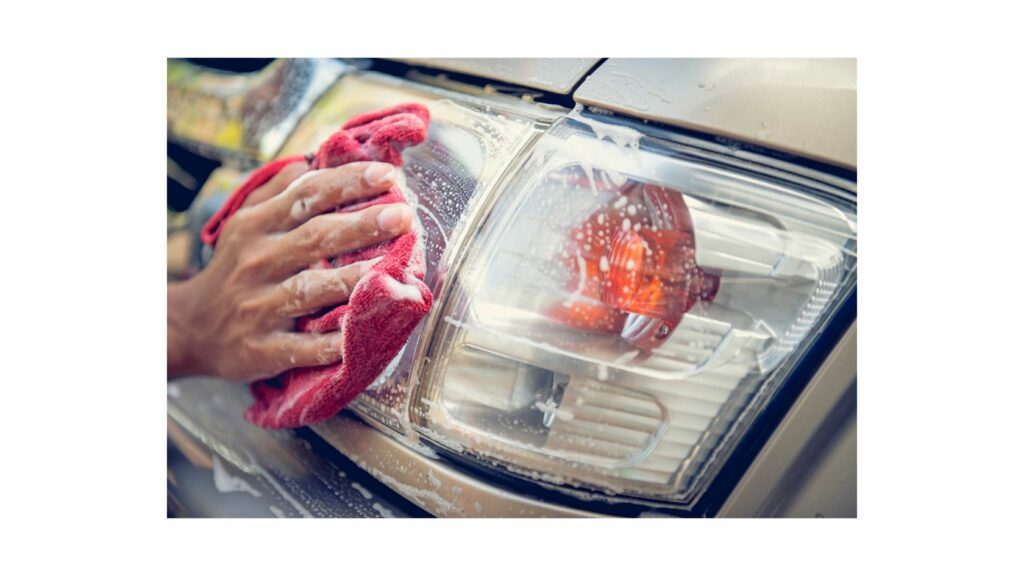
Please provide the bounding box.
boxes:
[201,103,433,429]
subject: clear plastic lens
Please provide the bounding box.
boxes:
[413,113,857,502]
[281,72,551,433]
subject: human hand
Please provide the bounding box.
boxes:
[167,160,412,381]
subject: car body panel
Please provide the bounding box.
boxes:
[575,58,857,169]
[718,322,857,517]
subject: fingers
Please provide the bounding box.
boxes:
[240,160,310,209]
[257,161,398,231]
[274,258,381,317]
[267,331,346,371]
[264,203,413,278]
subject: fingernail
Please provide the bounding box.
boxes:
[376,204,411,233]
[364,163,395,186]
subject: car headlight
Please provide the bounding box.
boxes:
[285,70,856,508]
[409,111,857,505]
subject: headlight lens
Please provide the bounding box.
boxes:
[279,71,562,434]
[410,112,857,503]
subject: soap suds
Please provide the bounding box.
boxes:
[382,274,423,303]
[285,171,323,220]
[563,251,588,307]
[351,482,373,499]
[372,502,395,518]
[576,113,644,150]
[211,455,262,498]
[613,350,640,365]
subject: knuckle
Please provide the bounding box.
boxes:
[236,298,264,318]
[322,165,361,201]
[222,210,251,237]
[280,171,324,216]
[297,220,326,250]
[294,171,323,197]
[281,271,317,304]
[237,252,272,279]
[340,162,384,193]
[320,214,359,252]
[240,334,261,353]
[337,161,369,181]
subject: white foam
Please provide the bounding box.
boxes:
[613,350,640,365]
[211,455,262,498]
[285,171,322,220]
[351,481,373,499]
[372,502,395,518]
[563,251,588,307]
[427,469,442,489]
[382,274,423,303]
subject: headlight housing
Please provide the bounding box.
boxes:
[281,71,857,509]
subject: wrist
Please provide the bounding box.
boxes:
[167,278,201,379]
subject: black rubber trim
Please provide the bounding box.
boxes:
[564,58,607,98]
[367,59,580,108]
[182,58,274,73]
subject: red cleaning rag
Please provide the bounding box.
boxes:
[201,103,434,429]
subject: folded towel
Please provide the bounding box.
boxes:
[201,103,433,428]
